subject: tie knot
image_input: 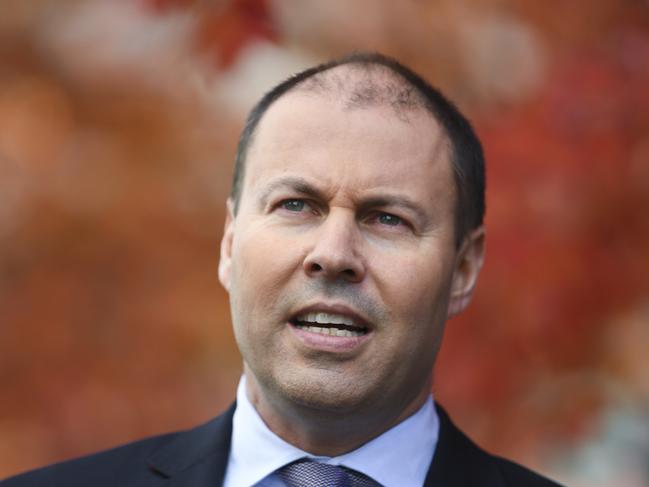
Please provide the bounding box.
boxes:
[278,459,381,487]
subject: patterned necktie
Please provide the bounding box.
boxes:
[278,459,382,487]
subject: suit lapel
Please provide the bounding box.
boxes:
[146,403,235,486]
[424,404,505,487]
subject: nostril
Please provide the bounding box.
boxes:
[303,251,364,282]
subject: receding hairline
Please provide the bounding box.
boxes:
[292,62,430,114]
[250,68,448,146]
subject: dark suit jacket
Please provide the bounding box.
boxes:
[1,403,564,486]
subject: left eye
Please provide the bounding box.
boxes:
[280,199,306,212]
[377,213,402,226]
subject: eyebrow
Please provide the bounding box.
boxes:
[257,176,326,207]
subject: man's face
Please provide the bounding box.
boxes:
[219,88,482,424]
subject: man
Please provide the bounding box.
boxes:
[2,53,563,486]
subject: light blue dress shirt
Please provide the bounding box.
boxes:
[223,376,439,487]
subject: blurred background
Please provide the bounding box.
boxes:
[1,0,648,485]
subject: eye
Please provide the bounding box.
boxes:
[280,199,306,212]
[365,211,413,234]
[377,213,402,226]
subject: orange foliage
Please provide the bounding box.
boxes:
[1,0,648,482]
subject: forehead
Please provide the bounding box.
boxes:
[242,87,455,212]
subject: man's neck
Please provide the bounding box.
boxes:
[244,372,432,456]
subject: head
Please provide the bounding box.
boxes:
[218,53,486,452]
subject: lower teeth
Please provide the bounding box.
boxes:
[297,324,363,337]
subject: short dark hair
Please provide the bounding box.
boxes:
[230,52,485,246]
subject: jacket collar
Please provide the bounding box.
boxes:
[147,403,235,484]
[425,403,503,487]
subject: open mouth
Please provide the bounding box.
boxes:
[291,311,369,337]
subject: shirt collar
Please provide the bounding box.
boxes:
[225,376,439,487]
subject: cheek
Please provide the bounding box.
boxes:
[239,232,297,280]
[376,250,454,333]
[230,226,303,319]
[379,249,451,299]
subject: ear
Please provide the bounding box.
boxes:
[218,199,235,292]
[447,226,485,318]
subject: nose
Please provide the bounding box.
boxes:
[302,210,366,283]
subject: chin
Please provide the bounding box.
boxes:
[270,369,376,415]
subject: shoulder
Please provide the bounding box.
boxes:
[429,403,564,487]
[0,432,176,487]
[492,456,564,487]
[1,404,236,487]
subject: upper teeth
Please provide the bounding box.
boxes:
[296,312,356,326]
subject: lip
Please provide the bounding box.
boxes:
[287,302,374,353]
